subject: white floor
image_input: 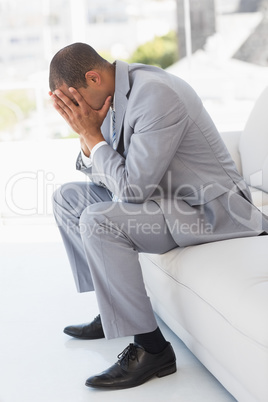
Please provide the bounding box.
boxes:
[0,224,237,402]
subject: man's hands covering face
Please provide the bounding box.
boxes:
[49,88,111,152]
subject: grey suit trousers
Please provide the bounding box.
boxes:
[53,181,177,339]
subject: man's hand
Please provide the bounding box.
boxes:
[49,88,111,151]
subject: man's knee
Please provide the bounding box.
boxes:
[52,185,62,207]
[53,182,78,206]
[53,182,92,217]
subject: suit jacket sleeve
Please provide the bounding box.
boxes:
[78,81,199,202]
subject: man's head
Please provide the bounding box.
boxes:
[49,42,108,91]
[49,43,115,110]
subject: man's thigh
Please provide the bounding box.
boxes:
[82,200,178,255]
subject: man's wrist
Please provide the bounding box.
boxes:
[80,137,90,157]
[81,145,90,157]
[82,131,105,152]
[81,149,92,167]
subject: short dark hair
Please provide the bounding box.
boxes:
[49,42,107,92]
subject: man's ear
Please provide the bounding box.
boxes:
[85,71,101,86]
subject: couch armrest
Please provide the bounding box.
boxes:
[220,132,268,213]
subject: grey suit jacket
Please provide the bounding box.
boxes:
[76,60,268,246]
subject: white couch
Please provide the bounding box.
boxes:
[140,88,268,402]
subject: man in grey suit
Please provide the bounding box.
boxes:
[49,42,267,389]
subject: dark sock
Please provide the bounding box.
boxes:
[134,327,168,354]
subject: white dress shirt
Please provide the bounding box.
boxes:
[81,141,107,168]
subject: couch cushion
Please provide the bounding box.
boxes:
[142,236,268,349]
[140,235,268,402]
[239,87,268,192]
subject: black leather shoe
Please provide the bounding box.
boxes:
[63,314,105,339]
[85,342,176,389]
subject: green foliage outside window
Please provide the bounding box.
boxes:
[129,31,179,69]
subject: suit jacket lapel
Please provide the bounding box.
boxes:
[114,61,130,150]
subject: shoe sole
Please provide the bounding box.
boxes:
[156,362,177,378]
[63,329,105,340]
[85,361,177,389]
